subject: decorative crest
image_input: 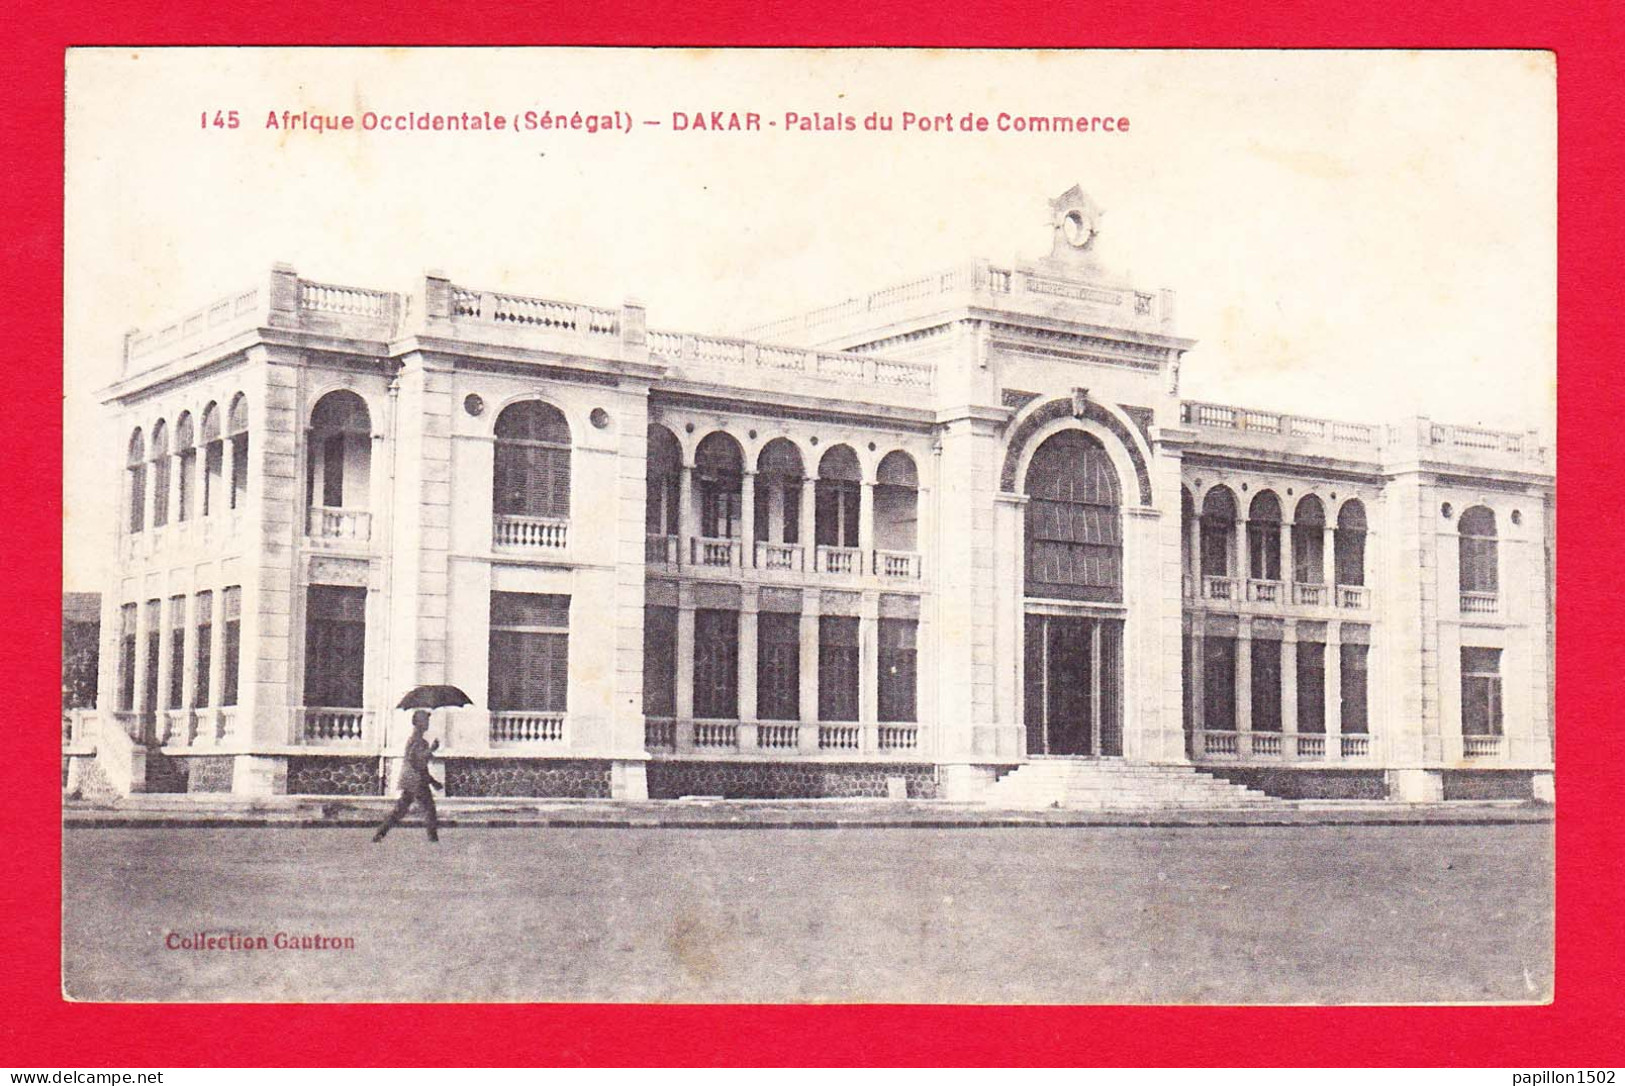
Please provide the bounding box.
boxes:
[1049,185,1104,259]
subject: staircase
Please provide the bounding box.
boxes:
[982,759,1280,811]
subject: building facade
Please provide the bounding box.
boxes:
[71,189,1555,804]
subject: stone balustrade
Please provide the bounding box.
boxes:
[307,506,373,542]
[1460,591,1499,616]
[642,719,928,757]
[298,707,372,745]
[494,514,569,550]
[489,711,567,746]
[1195,728,1375,763]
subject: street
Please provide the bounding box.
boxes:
[63,822,1552,1003]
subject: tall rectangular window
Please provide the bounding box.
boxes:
[1340,642,1370,735]
[221,586,242,707]
[693,609,739,719]
[117,603,138,712]
[877,618,917,723]
[142,600,161,717]
[488,593,570,712]
[1250,638,1282,732]
[192,591,213,708]
[128,464,146,533]
[1202,636,1236,732]
[642,605,678,717]
[818,615,860,721]
[815,482,861,548]
[167,596,186,710]
[177,447,195,521]
[1461,647,1503,737]
[757,611,801,721]
[1296,640,1326,734]
[304,585,367,708]
[230,432,250,509]
[203,440,223,516]
[152,457,171,528]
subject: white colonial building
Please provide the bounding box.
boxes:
[65,188,1554,806]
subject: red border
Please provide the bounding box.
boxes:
[7,3,1624,1067]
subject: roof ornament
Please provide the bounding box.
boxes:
[1048,184,1105,270]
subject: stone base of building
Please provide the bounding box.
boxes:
[1440,769,1541,802]
[444,758,613,799]
[1205,767,1389,800]
[645,759,938,800]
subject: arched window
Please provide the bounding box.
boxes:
[307,390,373,512]
[494,400,572,519]
[645,425,682,537]
[815,445,862,549]
[227,393,249,510]
[174,412,196,522]
[150,420,170,529]
[694,432,744,538]
[1247,491,1283,582]
[873,450,919,552]
[200,403,222,516]
[1458,505,1498,594]
[1024,430,1122,601]
[126,428,146,533]
[1200,486,1238,578]
[1292,495,1326,585]
[1335,500,1368,587]
[754,438,804,545]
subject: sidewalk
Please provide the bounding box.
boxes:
[63,794,1553,829]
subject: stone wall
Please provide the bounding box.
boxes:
[646,760,938,799]
[445,758,611,798]
[287,756,384,796]
[1441,769,1534,801]
[1205,767,1388,800]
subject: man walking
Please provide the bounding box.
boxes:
[373,710,443,842]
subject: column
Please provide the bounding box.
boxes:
[1236,619,1252,752]
[179,593,197,734]
[739,588,759,729]
[800,474,817,566]
[740,469,756,569]
[859,593,878,751]
[858,480,875,572]
[798,589,820,750]
[1186,511,1201,593]
[674,599,696,722]
[1323,524,1336,590]
[1326,620,1343,756]
[222,433,238,514]
[1190,626,1206,751]
[1280,520,1294,591]
[208,593,227,741]
[154,603,175,743]
[1282,621,1299,752]
[132,601,155,742]
[1235,515,1250,586]
[677,461,697,557]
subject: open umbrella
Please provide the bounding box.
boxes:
[396,685,474,710]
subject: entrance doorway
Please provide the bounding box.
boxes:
[1023,613,1123,756]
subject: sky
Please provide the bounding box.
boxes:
[63,48,1556,589]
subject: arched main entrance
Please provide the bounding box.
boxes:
[1021,429,1125,757]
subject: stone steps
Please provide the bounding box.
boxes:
[983,759,1281,810]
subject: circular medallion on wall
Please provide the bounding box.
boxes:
[463,394,484,417]
[590,407,611,430]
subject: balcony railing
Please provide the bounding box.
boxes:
[307,506,372,542]
[1246,579,1283,604]
[1462,734,1504,758]
[494,515,569,550]
[693,721,739,749]
[818,724,861,751]
[490,711,566,745]
[877,724,920,751]
[645,533,679,565]
[299,707,371,745]
[61,710,98,749]
[1292,582,1328,607]
[1202,575,1240,601]
[874,549,922,579]
[691,537,742,568]
[816,545,862,575]
[1195,729,1371,761]
[1337,584,1371,610]
[1461,591,1499,616]
[754,541,805,572]
[644,717,677,750]
[159,709,196,746]
[755,722,800,749]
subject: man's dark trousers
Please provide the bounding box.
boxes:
[375,781,439,841]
